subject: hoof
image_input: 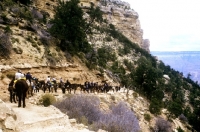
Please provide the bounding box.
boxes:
[23,105,26,108]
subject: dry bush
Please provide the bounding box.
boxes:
[46,56,57,66]
[54,94,101,124]
[0,31,12,58]
[92,102,140,132]
[178,114,188,123]
[10,6,20,14]
[154,117,172,132]
[54,95,140,132]
[31,8,43,19]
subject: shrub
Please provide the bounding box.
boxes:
[54,95,140,132]
[4,26,12,33]
[13,47,23,54]
[110,95,115,101]
[26,35,35,43]
[132,92,138,98]
[54,94,101,124]
[179,114,188,123]
[177,127,184,132]
[154,117,172,132]
[92,102,140,132]
[144,113,151,122]
[40,93,56,107]
[1,0,14,8]
[19,7,33,21]
[6,71,15,79]
[46,56,57,66]
[31,8,43,20]
[1,75,5,80]
[149,98,162,115]
[0,32,12,58]
[105,36,112,42]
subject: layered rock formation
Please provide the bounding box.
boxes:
[98,0,145,48]
[33,0,149,51]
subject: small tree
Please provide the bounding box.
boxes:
[49,0,89,54]
[85,2,103,34]
[149,98,162,115]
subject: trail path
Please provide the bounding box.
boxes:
[5,89,92,132]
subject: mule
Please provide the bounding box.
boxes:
[8,78,17,103]
[59,82,66,94]
[9,78,29,108]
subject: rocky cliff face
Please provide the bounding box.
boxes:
[0,0,149,83]
[33,0,149,51]
[98,0,147,49]
[0,1,190,132]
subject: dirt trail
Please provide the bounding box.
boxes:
[5,89,92,132]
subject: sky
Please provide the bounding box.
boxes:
[123,0,200,51]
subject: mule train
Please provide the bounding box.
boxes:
[41,79,121,94]
[8,76,121,107]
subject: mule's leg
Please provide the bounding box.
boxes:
[51,86,53,93]
[22,92,26,108]
[62,88,65,94]
[37,87,39,93]
[18,94,22,107]
[61,88,64,93]
[31,87,33,96]
[43,86,46,93]
[54,85,57,93]
[48,86,51,93]
[10,91,13,103]
[13,92,17,103]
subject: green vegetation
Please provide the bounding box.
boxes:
[49,0,103,55]
[40,94,56,107]
[17,0,31,5]
[49,0,89,54]
[144,113,151,122]
[0,0,199,131]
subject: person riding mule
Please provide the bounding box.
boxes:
[32,77,43,93]
[51,77,57,92]
[26,72,33,85]
[59,78,66,94]
[13,70,26,87]
[65,80,72,93]
[44,76,52,93]
[9,76,29,108]
[15,70,23,80]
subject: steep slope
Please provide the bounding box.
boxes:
[0,0,199,132]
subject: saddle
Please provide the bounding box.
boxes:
[13,78,26,88]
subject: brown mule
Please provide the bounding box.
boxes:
[9,78,29,108]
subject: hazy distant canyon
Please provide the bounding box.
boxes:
[151,51,200,83]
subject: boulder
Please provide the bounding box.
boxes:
[0,99,17,131]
